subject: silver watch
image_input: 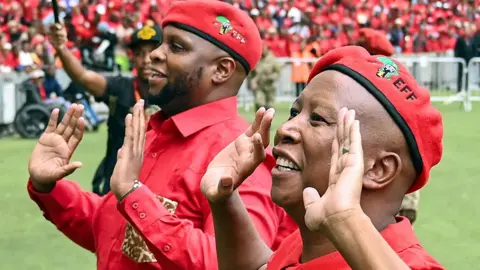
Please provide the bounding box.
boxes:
[118,180,143,202]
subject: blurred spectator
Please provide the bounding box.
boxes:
[0,0,478,77]
[454,22,476,93]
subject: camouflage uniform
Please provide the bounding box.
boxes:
[247,50,283,110]
[398,190,420,225]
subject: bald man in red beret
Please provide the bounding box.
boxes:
[26,1,296,269]
[201,46,445,269]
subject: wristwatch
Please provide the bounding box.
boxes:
[118,179,143,203]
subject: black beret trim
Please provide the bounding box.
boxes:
[323,64,423,176]
[168,22,251,74]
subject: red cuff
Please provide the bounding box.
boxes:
[117,185,171,231]
[27,179,80,211]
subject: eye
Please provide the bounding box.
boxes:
[289,108,299,120]
[310,113,329,125]
[170,42,184,52]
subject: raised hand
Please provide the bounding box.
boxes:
[48,23,68,50]
[28,104,86,192]
[201,107,275,203]
[111,100,146,200]
[303,108,365,232]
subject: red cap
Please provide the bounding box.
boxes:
[308,46,443,193]
[161,0,261,73]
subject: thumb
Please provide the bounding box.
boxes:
[61,161,83,177]
[303,187,321,210]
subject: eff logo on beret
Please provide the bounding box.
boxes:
[376,57,399,79]
[376,56,417,101]
[214,16,246,44]
[137,26,157,40]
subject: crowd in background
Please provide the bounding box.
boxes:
[0,0,479,74]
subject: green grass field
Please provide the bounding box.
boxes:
[1,102,479,269]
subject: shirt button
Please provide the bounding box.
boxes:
[132,203,138,209]
[139,212,146,219]
[163,245,171,252]
[152,152,157,158]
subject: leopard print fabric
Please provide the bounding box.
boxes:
[122,196,178,263]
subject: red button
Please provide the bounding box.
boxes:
[163,245,171,252]
[139,212,146,219]
[132,203,139,209]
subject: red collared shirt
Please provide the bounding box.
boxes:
[28,96,297,270]
[267,217,444,270]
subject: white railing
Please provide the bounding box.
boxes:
[238,56,471,112]
[0,55,475,127]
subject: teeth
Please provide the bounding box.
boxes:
[276,157,300,171]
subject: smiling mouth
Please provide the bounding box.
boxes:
[275,157,301,172]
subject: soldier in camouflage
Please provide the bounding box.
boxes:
[247,44,283,110]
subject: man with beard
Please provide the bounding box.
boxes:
[26,1,296,270]
[48,23,163,195]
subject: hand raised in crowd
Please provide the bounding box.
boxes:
[28,104,86,192]
[303,108,365,232]
[201,107,274,203]
[110,100,146,200]
[48,23,68,50]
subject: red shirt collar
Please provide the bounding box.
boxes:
[269,216,419,269]
[147,97,239,137]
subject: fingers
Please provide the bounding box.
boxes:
[245,107,266,136]
[303,187,321,209]
[329,136,340,183]
[343,109,356,152]
[252,133,267,163]
[349,120,363,156]
[45,108,59,133]
[123,114,133,152]
[56,104,76,135]
[139,102,146,160]
[336,108,347,147]
[61,161,83,177]
[49,23,66,48]
[258,108,275,148]
[62,104,84,142]
[132,100,144,156]
[67,116,85,153]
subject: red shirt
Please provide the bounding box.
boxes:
[28,97,296,270]
[267,217,444,270]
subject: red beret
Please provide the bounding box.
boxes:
[308,46,443,193]
[161,0,261,73]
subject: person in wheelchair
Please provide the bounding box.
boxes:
[14,68,68,139]
[42,65,72,108]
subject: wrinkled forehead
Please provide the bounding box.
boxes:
[299,70,372,111]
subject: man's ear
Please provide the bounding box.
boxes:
[363,152,402,190]
[211,57,236,84]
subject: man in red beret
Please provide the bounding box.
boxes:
[26,1,295,270]
[200,46,445,269]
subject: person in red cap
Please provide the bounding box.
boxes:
[200,45,445,269]
[26,1,295,270]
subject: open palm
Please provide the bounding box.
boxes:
[303,108,365,232]
[201,108,275,203]
[28,104,85,187]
